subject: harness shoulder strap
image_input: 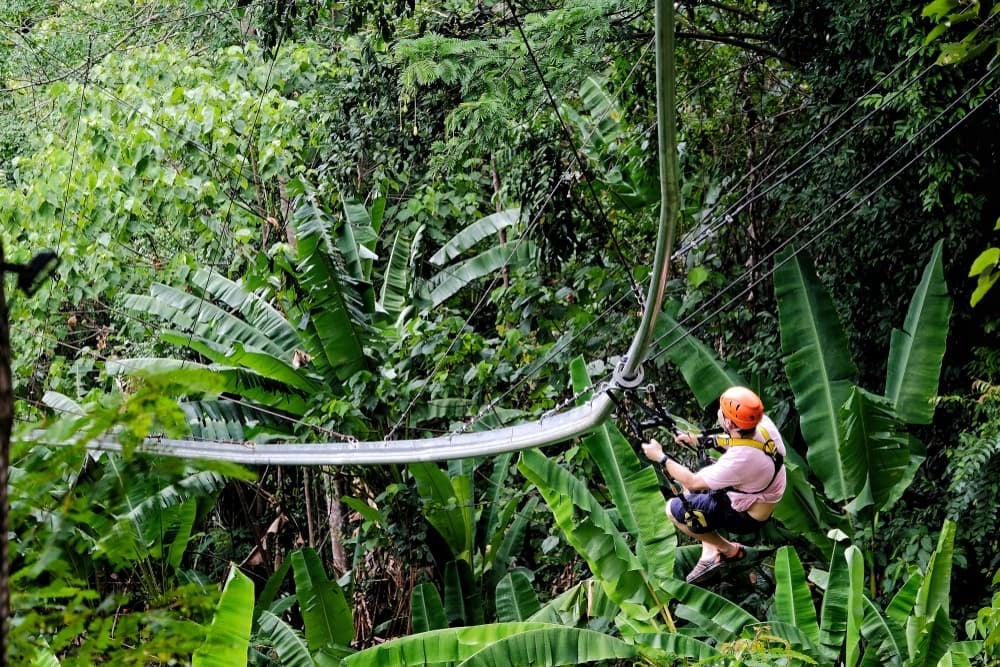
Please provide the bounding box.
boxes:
[714,427,783,495]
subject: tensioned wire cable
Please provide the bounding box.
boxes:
[454,54,948,435]
[27,3,980,460]
[457,55,999,436]
[646,61,1000,367]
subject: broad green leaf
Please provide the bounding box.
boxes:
[885,240,951,425]
[914,520,955,621]
[429,209,521,265]
[411,582,447,633]
[518,448,657,631]
[840,388,917,515]
[291,548,353,649]
[845,545,865,667]
[495,571,541,622]
[909,607,955,666]
[343,622,621,667]
[444,559,484,626]
[422,241,536,306]
[459,626,639,666]
[253,558,294,625]
[571,358,676,585]
[651,303,745,407]
[292,197,370,378]
[773,546,821,649]
[859,595,907,666]
[256,610,315,667]
[632,632,720,660]
[377,228,415,320]
[193,565,253,667]
[819,541,850,664]
[661,578,758,642]
[410,462,473,562]
[775,248,858,501]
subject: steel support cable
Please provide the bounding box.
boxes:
[66,0,681,465]
[676,56,935,258]
[646,62,1000,366]
[508,0,646,308]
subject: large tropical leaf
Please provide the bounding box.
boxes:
[518,448,661,632]
[773,546,821,649]
[774,248,859,502]
[377,227,416,321]
[342,622,635,667]
[884,239,952,425]
[409,461,473,562]
[661,578,758,643]
[772,451,844,551]
[845,545,866,667]
[193,565,254,666]
[840,387,919,515]
[291,548,354,649]
[459,626,640,666]
[528,578,619,630]
[411,582,447,633]
[495,571,541,622]
[444,559,484,626]
[651,302,745,408]
[422,241,536,306]
[859,595,907,666]
[291,197,370,378]
[429,209,521,265]
[819,540,850,665]
[127,279,294,361]
[570,358,676,586]
[256,610,315,667]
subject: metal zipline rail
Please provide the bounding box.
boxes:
[76,0,679,466]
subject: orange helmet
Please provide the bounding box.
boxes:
[720,386,764,429]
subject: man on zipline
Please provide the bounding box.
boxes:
[641,386,787,583]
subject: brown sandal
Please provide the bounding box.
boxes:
[685,544,746,583]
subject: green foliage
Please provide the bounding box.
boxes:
[10,371,252,664]
[194,565,255,666]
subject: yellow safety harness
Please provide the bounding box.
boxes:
[712,426,784,495]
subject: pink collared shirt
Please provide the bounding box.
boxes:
[697,415,787,512]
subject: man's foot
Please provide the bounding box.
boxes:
[684,544,746,583]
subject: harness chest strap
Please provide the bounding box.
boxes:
[713,426,784,495]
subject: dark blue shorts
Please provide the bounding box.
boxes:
[669,491,767,535]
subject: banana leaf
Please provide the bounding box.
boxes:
[840,387,918,516]
[422,241,536,306]
[459,626,639,666]
[528,578,618,629]
[570,358,676,585]
[186,268,305,354]
[291,547,353,649]
[845,545,865,667]
[913,520,955,622]
[429,209,521,265]
[661,578,758,642]
[774,248,859,502]
[256,610,314,667]
[518,448,660,631]
[651,302,745,408]
[292,197,370,378]
[342,622,631,667]
[377,227,415,321]
[411,582,447,633]
[819,540,850,665]
[410,462,473,562]
[859,595,907,667]
[193,565,253,666]
[884,240,951,425]
[445,559,484,626]
[773,546,821,650]
[495,571,541,622]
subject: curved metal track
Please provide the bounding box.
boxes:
[82,0,679,465]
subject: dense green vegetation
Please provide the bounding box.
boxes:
[2,0,998,664]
